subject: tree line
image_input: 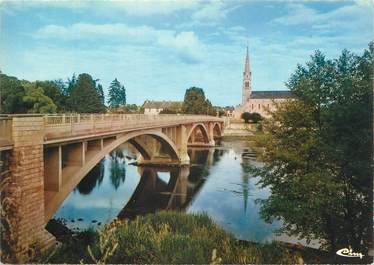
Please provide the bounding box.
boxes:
[0,73,221,116]
[0,73,127,114]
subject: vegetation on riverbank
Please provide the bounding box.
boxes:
[251,44,373,255]
[40,212,305,264]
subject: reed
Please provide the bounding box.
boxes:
[45,211,301,264]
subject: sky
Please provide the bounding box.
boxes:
[0,0,373,106]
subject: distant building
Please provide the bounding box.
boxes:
[224,106,235,117]
[143,100,182,115]
[234,47,294,119]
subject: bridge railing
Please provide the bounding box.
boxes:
[43,114,221,125]
[42,114,222,141]
[0,114,222,144]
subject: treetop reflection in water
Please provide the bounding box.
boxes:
[53,140,296,246]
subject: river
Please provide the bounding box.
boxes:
[51,139,316,246]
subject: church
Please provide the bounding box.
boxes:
[233,47,293,119]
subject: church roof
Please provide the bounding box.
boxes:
[250,91,294,99]
[143,100,182,109]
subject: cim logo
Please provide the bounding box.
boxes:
[336,247,364,259]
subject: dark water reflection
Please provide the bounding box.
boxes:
[53,140,312,245]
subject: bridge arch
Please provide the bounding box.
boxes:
[187,123,210,144]
[212,122,222,138]
[44,129,180,222]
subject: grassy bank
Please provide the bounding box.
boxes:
[222,131,266,141]
[40,212,303,264]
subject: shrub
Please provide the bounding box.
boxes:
[159,108,177,114]
[241,112,263,123]
[47,211,300,264]
[241,112,251,123]
[251,112,263,123]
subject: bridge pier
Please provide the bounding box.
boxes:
[208,123,216,146]
[134,126,190,166]
[177,125,190,165]
[44,146,62,191]
[7,116,55,262]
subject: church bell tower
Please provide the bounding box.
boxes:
[242,46,251,105]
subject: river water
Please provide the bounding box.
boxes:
[52,139,314,246]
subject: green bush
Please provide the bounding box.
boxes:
[250,112,263,123]
[241,112,251,123]
[46,211,300,264]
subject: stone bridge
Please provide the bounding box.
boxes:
[0,114,224,261]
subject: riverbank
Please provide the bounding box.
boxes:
[41,212,309,264]
[223,120,259,137]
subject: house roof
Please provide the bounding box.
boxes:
[143,100,182,109]
[250,91,294,99]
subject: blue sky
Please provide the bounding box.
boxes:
[0,0,372,106]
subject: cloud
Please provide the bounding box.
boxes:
[108,0,200,16]
[191,0,228,22]
[269,2,373,56]
[271,4,318,26]
[2,0,198,14]
[176,0,240,28]
[3,0,235,21]
[36,23,205,64]
[271,2,373,32]
[36,23,170,42]
[157,31,204,63]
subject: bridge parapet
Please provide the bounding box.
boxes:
[42,114,222,142]
[0,114,223,147]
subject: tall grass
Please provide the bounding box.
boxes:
[46,211,301,264]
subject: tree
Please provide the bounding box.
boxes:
[250,112,262,123]
[68,73,106,113]
[206,99,217,116]
[252,44,373,254]
[182,87,212,115]
[241,112,251,123]
[23,84,57,113]
[35,81,66,112]
[108,78,126,108]
[96,83,105,105]
[217,109,225,117]
[159,108,177,114]
[0,73,27,113]
[123,104,140,113]
[66,74,77,96]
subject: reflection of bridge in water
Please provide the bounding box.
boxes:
[118,147,226,219]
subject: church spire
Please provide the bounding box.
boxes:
[244,45,250,74]
[242,45,251,105]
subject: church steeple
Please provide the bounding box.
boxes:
[242,45,251,105]
[244,46,250,74]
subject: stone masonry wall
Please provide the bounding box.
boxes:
[8,116,54,262]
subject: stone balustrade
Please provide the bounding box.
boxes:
[0,114,222,147]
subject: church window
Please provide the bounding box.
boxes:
[251,104,253,109]
[258,104,261,109]
[245,81,249,88]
